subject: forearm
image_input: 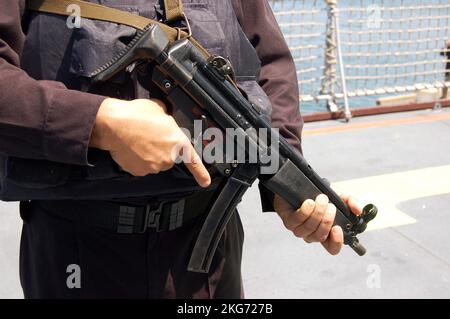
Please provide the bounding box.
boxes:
[232,0,303,153]
[0,59,105,165]
[0,1,105,165]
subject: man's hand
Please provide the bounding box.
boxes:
[90,98,211,188]
[274,193,362,255]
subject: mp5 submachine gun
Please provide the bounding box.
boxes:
[92,24,377,273]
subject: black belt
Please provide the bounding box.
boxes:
[35,190,217,234]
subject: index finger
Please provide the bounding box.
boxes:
[149,98,169,114]
[183,143,211,188]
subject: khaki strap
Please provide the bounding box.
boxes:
[163,0,185,23]
[27,0,150,29]
[25,0,209,57]
[25,0,239,89]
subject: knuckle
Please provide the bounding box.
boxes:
[322,217,333,227]
[294,214,306,225]
[301,199,315,210]
[304,199,315,206]
[309,232,322,242]
[302,223,316,233]
[306,235,318,242]
[148,164,161,174]
[297,203,314,217]
[189,160,199,167]
[161,163,174,172]
[293,228,304,238]
[322,206,336,226]
[163,157,175,168]
[127,169,138,176]
[178,139,192,155]
[317,206,327,216]
[284,220,297,232]
[132,169,146,177]
[316,194,329,203]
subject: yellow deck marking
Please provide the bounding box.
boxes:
[331,165,450,231]
[304,111,450,136]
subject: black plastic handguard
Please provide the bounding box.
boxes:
[262,159,378,256]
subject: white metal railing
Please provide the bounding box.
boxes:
[269,0,450,118]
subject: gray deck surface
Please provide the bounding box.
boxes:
[1,108,449,298]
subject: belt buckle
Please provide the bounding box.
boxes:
[140,198,186,233]
[140,202,164,233]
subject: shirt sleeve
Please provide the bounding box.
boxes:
[232,0,304,211]
[232,0,303,152]
[0,0,106,165]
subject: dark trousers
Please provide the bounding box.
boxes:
[18,201,244,299]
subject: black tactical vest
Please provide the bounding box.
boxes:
[0,0,273,201]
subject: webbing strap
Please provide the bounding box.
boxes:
[25,0,210,57]
[26,0,149,29]
[25,0,241,89]
[164,0,185,23]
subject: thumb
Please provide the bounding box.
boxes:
[321,226,344,256]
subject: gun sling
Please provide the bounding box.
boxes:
[26,0,210,58]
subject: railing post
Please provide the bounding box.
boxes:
[321,0,338,112]
[322,0,352,120]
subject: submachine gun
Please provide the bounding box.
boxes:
[91,24,378,273]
